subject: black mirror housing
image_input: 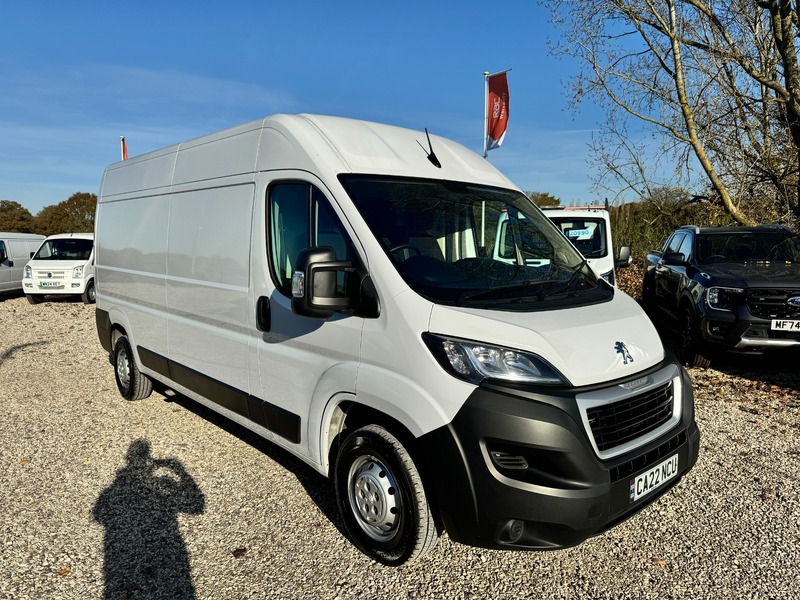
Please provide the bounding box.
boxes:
[291,247,353,319]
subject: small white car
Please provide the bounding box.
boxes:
[23,232,95,304]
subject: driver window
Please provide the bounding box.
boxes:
[268,182,354,297]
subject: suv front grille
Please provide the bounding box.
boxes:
[586,382,674,452]
[747,288,800,320]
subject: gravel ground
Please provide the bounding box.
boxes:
[1,290,799,599]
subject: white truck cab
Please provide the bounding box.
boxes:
[23,232,95,304]
[543,207,631,286]
[95,114,698,566]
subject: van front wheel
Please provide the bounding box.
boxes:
[334,425,438,566]
[113,335,153,401]
[82,280,95,304]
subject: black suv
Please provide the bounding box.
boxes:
[643,225,800,366]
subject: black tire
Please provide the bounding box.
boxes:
[81,279,96,304]
[680,308,711,368]
[26,294,44,305]
[113,335,153,400]
[334,425,438,566]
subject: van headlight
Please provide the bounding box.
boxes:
[422,333,566,385]
[73,266,84,278]
[24,265,32,278]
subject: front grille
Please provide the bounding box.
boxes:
[33,270,66,279]
[586,382,674,452]
[747,288,800,320]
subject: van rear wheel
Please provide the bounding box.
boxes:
[113,335,153,400]
[334,425,437,566]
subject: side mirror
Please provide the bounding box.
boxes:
[291,247,353,319]
[662,252,685,266]
[616,246,632,268]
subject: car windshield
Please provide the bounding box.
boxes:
[697,230,800,264]
[340,175,612,309]
[547,216,608,258]
[34,238,93,261]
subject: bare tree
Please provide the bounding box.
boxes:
[547,0,800,226]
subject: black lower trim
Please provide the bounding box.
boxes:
[95,309,112,353]
[419,359,699,551]
[137,345,301,444]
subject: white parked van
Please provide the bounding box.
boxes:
[23,232,95,304]
[95,114,698,565]
[0,232,45,295]
[543,207,631,286]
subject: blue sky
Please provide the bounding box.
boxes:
[1,1,606,215]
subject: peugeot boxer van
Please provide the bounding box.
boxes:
[95,114,699,566]
[23,232,95,304]
[0,232,45,295]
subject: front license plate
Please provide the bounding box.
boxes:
[629,454,679,503]
[39,281,63,288]
[771,319,800,331]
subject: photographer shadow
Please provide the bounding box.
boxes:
[93,439,205,600]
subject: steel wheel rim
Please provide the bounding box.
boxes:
[347,454,401,542]
[116,347,131,392]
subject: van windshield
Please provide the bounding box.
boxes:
[547,216,608,259]
[340,175,612,309]
[33,238,93,261]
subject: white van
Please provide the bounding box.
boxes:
[543,207,631,286]
[0,232,45,295]
[95,114,698,566]
[23,232,95,304]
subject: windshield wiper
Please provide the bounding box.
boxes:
[540,260,591,299]
[459,279,559,305]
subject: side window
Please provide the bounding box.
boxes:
[268,182,354,296]
[677,233,693,263]
[0,241,7,263]
[664,232,685,254]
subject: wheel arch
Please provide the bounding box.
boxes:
[323,400,445,532]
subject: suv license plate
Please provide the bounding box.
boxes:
[629,454,679,503]
[772,320,800,331]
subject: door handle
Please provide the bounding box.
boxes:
[256,296,271,332]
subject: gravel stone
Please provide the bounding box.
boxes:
[1,293,799,599]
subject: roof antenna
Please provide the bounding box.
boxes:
[417,128,442,168]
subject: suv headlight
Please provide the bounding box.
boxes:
[706,286,744,311]
[422,333,566,385]
[24,265,31,278]
[72,266,84,278]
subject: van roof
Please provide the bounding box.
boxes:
[100,114,516,200]
[43,232,94,240]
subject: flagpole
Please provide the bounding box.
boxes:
[483,72,489,158]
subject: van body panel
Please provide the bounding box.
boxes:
[358,289,472,436]
[95,113,698,561]
[0,233,45,293]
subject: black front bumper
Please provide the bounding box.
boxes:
[700,304,800,351]
[418,359,699,550]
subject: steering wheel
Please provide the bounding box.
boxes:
[703,254,727,263]
[389,244,421,261]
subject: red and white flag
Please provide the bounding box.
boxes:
[120,136,128,161]
[484,71,510,155]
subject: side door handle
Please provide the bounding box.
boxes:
[256,296,271,332]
